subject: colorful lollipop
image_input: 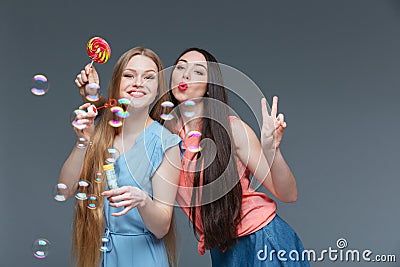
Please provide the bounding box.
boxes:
[86,37,111,67]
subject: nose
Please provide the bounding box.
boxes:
[182,68,191,80]
[133,76,144,87]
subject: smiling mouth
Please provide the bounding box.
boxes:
[178,82,188,91]
[127,90,146,97]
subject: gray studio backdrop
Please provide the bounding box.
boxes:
[1,0,400,266]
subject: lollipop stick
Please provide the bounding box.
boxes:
[88,59,94,69]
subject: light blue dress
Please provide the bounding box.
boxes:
[102,121,181,267]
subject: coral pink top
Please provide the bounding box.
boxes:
[176,116,277,255]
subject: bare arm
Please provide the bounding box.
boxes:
[58,103,96,198]
[58,143,87,197]
[102,145,181,238]
[232,117,298,203]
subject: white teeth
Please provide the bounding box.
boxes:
[129,91,145,96]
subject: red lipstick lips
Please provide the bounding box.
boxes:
[178,82,188,91]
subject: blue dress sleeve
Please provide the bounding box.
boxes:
[149,123,181,178]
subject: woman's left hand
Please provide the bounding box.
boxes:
[261,96,287,151]
[102,186,148,216]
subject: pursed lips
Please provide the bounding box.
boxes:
[178,82,188,91]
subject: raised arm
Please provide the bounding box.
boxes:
[58,103,96,197]
[231,96,297,203]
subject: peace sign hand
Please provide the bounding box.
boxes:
[261,96,287,152]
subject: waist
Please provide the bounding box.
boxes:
[105,228,152,237]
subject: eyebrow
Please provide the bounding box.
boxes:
[178,59,207,70]
[124,68,157,73]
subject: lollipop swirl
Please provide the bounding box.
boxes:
[86,37,111,64]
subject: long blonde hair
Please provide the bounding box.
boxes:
[72,47,177,267]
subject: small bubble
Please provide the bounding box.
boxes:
[95,172,103,183]
[118,98,131,105]
[183,111,195,118]
[160,101,175,120]
[85,83,100,102]
[75,180,90,200]
[185,131,202,152]
[32,238,50,259]
[183,100,195,107]
[53,183,69,202]
[105,147,120,164]
[161,101,174,108]
[70,109,88,130]
[111,106,130,119]
[76,137,88,149]
[31,74,49,96]
[108,120,123,127]
[187,130,202,138]
[160,114,174,121]
[87,195,99,210]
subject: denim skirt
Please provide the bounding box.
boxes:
[210,215,310,267]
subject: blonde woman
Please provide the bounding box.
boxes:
[58,47,181,267]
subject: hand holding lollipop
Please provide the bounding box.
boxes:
[74,37,111,104]
[75,64,104,104]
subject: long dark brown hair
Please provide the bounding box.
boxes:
[72,47,177,267]
[169,48,242,251]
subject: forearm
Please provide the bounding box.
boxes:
[58,143,87,197]
[138,194,172,239]
[267,148,298,202]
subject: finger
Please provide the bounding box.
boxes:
[72,123,86,130]
[261,98,269,123]
[84,64,92,75]
[75,113,86,120]
[75,78,83,88]
[75,110,91,120]
[109,200,133,208]
[75,119,90,125]
[76,74,83,86]
[277,124,286,133]
[109,193,131,203]
[278,114,286,128]
[80,70,88,83]
[79,112,96,121]
[88,67,98,84]
[102,187,128,197]
[112,206,133,217]
[79,103,92,110]
[86,112,97,120]
[77,72,87,85]
[271,96,278,117]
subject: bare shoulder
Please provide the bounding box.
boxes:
[230,117,254,136]
[229,117,256,150]
[230,117,249,148]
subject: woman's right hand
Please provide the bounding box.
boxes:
[72,103,97,142]
[74,64,100,99]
